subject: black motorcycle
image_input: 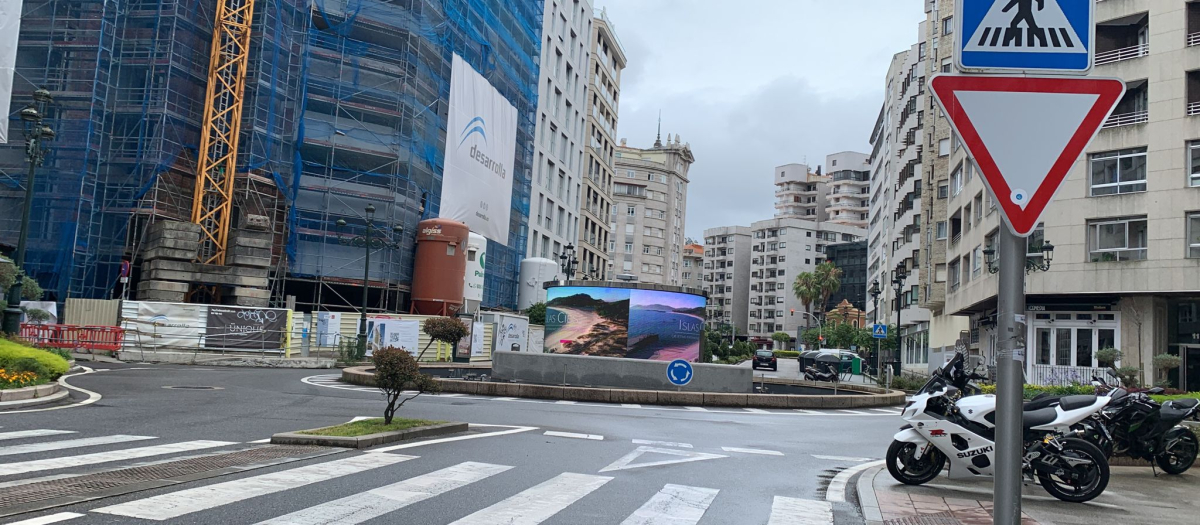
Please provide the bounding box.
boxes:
[803,363,839,383]
[1095,386,1200,474]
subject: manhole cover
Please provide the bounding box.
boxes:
[161,386,223,390]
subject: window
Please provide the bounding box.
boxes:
[626,169,635,178]
[972,245,983,276]
[939,138,950,156]
[936,221,948,239]
[951,166,963,196]
[1189,141,1200,187]
[682,272,690,280]
[1090,148,1147,196]
[942,16,953,35]
[624,243,633,253]
[626,206,635,216]
[948,259,961,291]
[625,224,634,234]
[940,58,951,73]
[1188,212,1200,258]
[623,261,632,271]
[938,182,949,199]
[1026,223,1045,260]
[935,263,947,283]
[1089,216,1148,262]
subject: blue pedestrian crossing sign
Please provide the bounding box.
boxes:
[872,324,888,339]
[667,359,693,386]
[956,0,1093,74]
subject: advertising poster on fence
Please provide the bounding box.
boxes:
[205,307,288,351]
[366,318,420,356]
[316,312,342,347]
[132,301,207,350]
[544,286,704,361]
[437,54,517,244]
[471,321,486,357]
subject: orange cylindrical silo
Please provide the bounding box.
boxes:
[411,218,469,316]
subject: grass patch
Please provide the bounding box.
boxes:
[1151,392,1200,403]
[299,417,445,437]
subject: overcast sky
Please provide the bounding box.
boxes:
[591,0,926,240]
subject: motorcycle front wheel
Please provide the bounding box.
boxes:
[1037,438,1110,503]
[1155,428,1198,475]
[886,440,944,485]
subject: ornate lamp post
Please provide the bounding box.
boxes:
[890,268,907,376]
[2,88,55,335]
[557,243,579,281]
[983,240,1055,274]
[335,204,403,359]
[868,278,882,375]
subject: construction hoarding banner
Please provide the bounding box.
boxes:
[205,306,290,351]
[0,0,22,144]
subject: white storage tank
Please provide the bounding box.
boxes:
[462,232,487,314]
[517,257,559,311]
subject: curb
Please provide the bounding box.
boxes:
[0,388,69,409]
[0,382,62,402]
[339,367,907,409]
[270,422,468,448]
[854,465,885,525]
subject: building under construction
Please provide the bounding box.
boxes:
[0,0,540,311]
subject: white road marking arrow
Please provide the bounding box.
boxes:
[599,446,727,473]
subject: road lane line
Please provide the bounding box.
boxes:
[721,447,784,456]
[256,461,510,525]
[0,435,156,457]
[0,440,236,476]
[743,408,770,414]
[543,431,603,440]
[554,400,577,404]
[683,406,708,411]
[619,484,718,525]
[449,472,612,525]
[491,397,519,401]
[825,460,885,502]
[247,438,271,444]
[6,512,85,525]
[0,429,77,441]
[93,454,414,520]
[838,410,870,415]
[367,425,537,452]
[767,496,833,525]
[632,439,692,448]
[812,454,875,462]
[621,404,642,408]
[793,409,821,415]
[871,408,901,413]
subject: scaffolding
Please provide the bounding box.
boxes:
[1,0,542,312]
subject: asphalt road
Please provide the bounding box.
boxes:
[0,363,904,524]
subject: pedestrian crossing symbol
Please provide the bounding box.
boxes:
[872,324,887,339]
[956,0,1093,74]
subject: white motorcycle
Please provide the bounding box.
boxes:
[886,353,1113,503]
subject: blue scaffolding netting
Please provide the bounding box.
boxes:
[0,0,542,311]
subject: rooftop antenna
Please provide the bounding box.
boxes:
[654,110,662,148]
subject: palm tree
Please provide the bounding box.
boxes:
[792,272,819,327]
[813,261,844,317]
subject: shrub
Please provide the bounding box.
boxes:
[0,338,69,379]
[373,347,439,424]
[417,317,469,360]
[889,374,926,391]
[10,357,49,378]
[524,303,546,325]
[1096,347,1121,368]
[1114,366,1141,388]
[773,350,800,358]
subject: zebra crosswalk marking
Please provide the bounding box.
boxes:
[6,512,85,525]
[92,453,415,520]
[767,496,833,525]
[619,484,719,525]
[0,440,235,476]
[256,461,511,525]
[448,472,613,525]
[0,429,77,441]
[0,434,155,457]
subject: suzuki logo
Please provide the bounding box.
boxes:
[929,429,946,437]
[956,445,994,459]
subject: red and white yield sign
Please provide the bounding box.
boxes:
[929,74,1124,236]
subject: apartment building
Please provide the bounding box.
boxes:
[529,0,593,264]
[774,163,831,220]
[929,0,1200,390]
[746,218,866,343]
[682,243,704,291]
[826,240,869,311]
[610,134,695,285]
[868,29,937,372]
[825,152,872,228]
[576,7,625,280]
[702,227,752,334]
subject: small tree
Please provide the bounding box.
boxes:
[373,347,439,424]
[1152,353,1182,387]
[524,302,546,325]
[417,316,469,361]
[771,331,791,350]
[1096,347,1122,368]
[21,307,52,324]
[20,276,43,300]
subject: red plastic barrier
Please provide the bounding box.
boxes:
[19,324,125,353]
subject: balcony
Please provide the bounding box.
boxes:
[1094,43,1148,66]
[1095,13,1149,66]
[1103,110,1148,129]
[1190,102,1200,117]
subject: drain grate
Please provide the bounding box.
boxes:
[0,445,328,511]
[884,513,961,525]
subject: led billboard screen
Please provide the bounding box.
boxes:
[544,286,705,361]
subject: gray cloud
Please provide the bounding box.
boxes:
[593,0,925,238]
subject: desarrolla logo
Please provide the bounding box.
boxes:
[458,116,507,180]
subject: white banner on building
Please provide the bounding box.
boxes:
[129,301,207,350]
[0,0,24,144]
[439,53,517,244]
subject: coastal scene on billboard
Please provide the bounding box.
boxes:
[627,289,705,361]
[544,287,629,356]
[544,286,704,361]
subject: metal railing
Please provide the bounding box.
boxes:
[1029,364,1116,387]
[1188,32,1200,47]
[1189,101,1200,116]
[1102,110,1149,129]
[1094,43,1149,65]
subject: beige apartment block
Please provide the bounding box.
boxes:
[682,243,704,291]
[774,163,831,221]
[925,0,1200,389]
[576,8,625,280]
[702,226,753,335]
[610,134,695,285]
[825,151,872,228]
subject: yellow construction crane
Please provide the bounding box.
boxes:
[191,0,256,265]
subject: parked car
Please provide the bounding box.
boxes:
[752,350,777,371]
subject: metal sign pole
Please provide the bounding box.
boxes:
[993,220,1026,525]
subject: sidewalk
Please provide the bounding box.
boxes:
[857,463,1200,525]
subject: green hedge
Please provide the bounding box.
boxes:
[0,338,70,380]
[772,350,800,358]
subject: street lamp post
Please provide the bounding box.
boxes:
[868,279,882,376]
[335,204,403,360]
[983,240,1055,274]
[2,88,55,336]
[890,268,907,377]
[557,244,579,281]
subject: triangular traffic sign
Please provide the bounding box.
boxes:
[929,74,1124,236]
